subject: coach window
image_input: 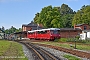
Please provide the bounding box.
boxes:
[45,31,47,34]
[42,31,47,34]
[30,32,34,34]
[37,31,41,34]
[29,32,31,34]
[32,32,35,34]
[41,31,43,34]
[28,32,30,34]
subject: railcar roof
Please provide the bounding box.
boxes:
[28,30,35,32]
[28,28,60,32]
[42,28,60,30]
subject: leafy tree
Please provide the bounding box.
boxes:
[4,26,22,34]
[60,4,75,28]
[5,29,9,34]
[1,26,5,31]
[51,7,62,28]
[33,4,75,28]
[38,5,53,28]
[18,28,22,32]
[72,5,90,26]
[60,4,74,15]
[34,13,40,24]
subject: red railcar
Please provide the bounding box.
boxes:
[27,28,60,41]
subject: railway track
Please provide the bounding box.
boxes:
[15,40,90,59]
[20,42,60,60]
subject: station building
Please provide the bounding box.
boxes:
[60,24,90,38]
[12,23,90,40]
[13,21,44,40]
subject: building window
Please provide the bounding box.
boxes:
[84,26,87,30]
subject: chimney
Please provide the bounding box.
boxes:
[74,24,76,29]
[38,24,43,27]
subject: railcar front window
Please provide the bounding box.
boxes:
[51,30,59,34]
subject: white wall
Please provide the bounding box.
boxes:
[80,33,86,40]
[80,31,90,40]
[87,32,90,38]
[0,33,4,39]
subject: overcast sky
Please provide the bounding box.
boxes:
[0,0,90,29]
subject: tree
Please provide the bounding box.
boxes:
[18,28,22,32]
[4,26,22,34]
[34,13,40,24]
[37,5,53,28]
[1,26,5,31]
[5,29,9,34]
[72,5,90,26]
[33,4,75,28]
[51,7,62,28]
[60,4,75,28]
[60,4,74,15]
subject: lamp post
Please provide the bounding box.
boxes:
[74,35,79,49]
[74,39,76,49]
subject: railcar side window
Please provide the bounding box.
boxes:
[37,31,41,34]
[37,31,47,34]
[28,32,34,34]
[41,31,47,34]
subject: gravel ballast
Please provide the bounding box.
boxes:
[22,44,34,60]
[38,45,89,60]
[38,45,68,60]
[21,43,88,60]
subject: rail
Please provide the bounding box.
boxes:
[22,42,58,60]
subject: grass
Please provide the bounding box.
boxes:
[0,40,28,60]
[63,54,81,60]
[34,40,90,51]
[54,38,67,42]
[35,41,73,48]
[0,40,11,55]
[55,38,90,43]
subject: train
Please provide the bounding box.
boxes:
[27,28,61,41]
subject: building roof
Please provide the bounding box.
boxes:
[22,21,38,27]
[14,31,27,34]
[59,28,81,31]
[75,24,89,26]
[22,21,44,30]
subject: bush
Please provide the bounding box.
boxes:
[60,38,67,42]
[54,38,67,42]
[54,38,90,44]
[75,35,80,39]
[54,39,59,42]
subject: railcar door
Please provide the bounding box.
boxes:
[46,30,51,40]
[41,30,48,39]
